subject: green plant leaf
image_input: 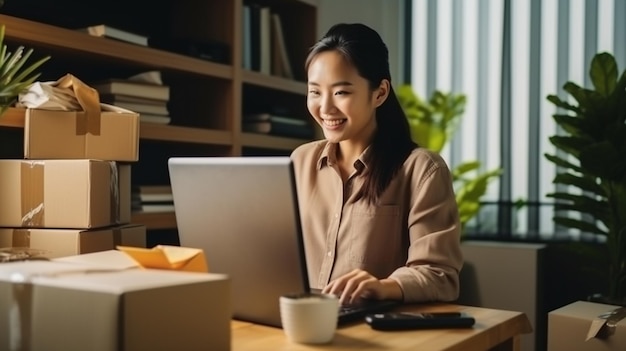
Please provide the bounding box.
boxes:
[553,202,610,223]
[553,172,605,196]
[547,94,582,114]
[553,216,607,235]
[544,153,583,173]
[590,52,618,97]
[452,161,480,179]
[547,191,608,211]
[549,135,592,158]
[580,141,626,181]
[0,24,50,116]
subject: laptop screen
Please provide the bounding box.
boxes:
[168,156,310,328]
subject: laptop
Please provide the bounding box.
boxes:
[168,156,399,328]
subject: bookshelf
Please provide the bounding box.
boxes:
[0,0,318,240]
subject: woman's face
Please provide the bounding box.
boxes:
[306,50,385,146]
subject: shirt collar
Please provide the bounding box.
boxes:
[316,141,371,173]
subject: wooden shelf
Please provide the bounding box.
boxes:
[242,70,307,94]
[0,0,318,240]
[0,14,233,79]
[140,123,233,145]
[241,132,308,150]
[131,211,177,230]
[0,108,25,127]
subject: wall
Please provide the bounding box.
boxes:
[317,0,405,85]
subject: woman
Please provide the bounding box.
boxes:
[290,23,463,305]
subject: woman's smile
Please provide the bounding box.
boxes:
[322,118,347,128]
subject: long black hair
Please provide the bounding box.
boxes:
[305,23,417,205]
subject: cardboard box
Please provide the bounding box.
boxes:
[0,250,231,351]
[24,105,139,162]
[0,160,130,228]
[548,300,626,351]
[0,224,146,258]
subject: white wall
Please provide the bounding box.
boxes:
[317,0,405,85]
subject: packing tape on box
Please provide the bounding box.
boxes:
[11,229,31,248]
[20,161,44,227]
[587,306,626,340]
[56,74,102,135]
[601,306,626,336]
[108,161,121,224]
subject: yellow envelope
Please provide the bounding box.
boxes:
[116,245,208,273]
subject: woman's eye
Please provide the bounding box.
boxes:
[335,90,349,95]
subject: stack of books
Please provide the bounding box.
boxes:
[242,113,314,139]
[131,185,175,213]
[93,71,171,124]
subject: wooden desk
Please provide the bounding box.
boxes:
[232,303,532,351]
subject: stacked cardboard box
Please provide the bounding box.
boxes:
[0,104,146,258]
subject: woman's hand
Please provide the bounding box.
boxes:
[321,269,403,305]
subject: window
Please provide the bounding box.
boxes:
[408,0,626,240]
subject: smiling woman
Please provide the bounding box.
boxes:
[290,23,463,307]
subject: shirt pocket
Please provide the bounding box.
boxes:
[348,205,401,264]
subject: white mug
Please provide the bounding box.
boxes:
[279,292,340,344]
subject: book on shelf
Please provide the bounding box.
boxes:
[134,203,176,213]
[243,120,315,139]
[132,191,173,203]
[242,4,252,69]
[132,185,174,212]
[102,100,169,116]
[246,3,272,73]
[271,13,293,79]
[139,114,171,125]
[259,6,272,75]
[98,93,168,106]
[243,113,308,125]
[249,3,262,72]
[127,70,163,85]
[91,79,170,102]
[77,24,148,46]
[242,113,314,139]
[134,184,172,193]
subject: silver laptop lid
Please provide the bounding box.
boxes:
[168,156,309,328]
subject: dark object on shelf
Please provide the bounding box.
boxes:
[148,37,230,64]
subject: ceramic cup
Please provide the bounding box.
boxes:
[279,292,340,344]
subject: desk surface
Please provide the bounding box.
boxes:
[231,303,532,351]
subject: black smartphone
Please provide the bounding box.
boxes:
[365,311,475,330]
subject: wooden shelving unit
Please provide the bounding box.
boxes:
[0,0,318,238]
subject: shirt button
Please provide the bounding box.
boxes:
[334,213,339,218]
[327,251,332,257]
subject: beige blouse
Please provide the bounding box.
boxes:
[290,140,463,303]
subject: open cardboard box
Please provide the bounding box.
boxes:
[19,74,139,162]
[548,300,626,351]
[0,250,231,351]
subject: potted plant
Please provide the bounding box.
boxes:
[545,52,626,305]
[0,23,50,117]
[396,85,502,232]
